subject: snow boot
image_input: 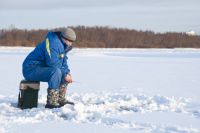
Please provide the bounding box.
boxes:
[45,89,61,109]
[58,84,74,106]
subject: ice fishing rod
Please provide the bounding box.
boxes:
[72,80,81,84]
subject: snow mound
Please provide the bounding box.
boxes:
[0,92,199,133]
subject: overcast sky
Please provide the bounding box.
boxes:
[1,0,200,33]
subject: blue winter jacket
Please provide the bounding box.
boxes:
[23,31,71,77]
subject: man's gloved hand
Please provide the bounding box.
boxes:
[65,74,73,83]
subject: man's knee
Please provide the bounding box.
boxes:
[52,68,62,77]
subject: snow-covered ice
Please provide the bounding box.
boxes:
[0,47,200,133]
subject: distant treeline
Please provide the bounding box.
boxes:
[0,26,200,48]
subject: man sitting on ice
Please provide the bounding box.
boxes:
[22,28,76,109]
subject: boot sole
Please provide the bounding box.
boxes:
[60,101,75,107]
[45,104,62,109]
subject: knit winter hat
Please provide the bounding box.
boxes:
[61,28,76,42]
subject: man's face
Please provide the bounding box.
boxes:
[62,38,73,46]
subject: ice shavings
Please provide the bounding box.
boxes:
[0,92,199,133]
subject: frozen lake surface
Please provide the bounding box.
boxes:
[0,47,200,133]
